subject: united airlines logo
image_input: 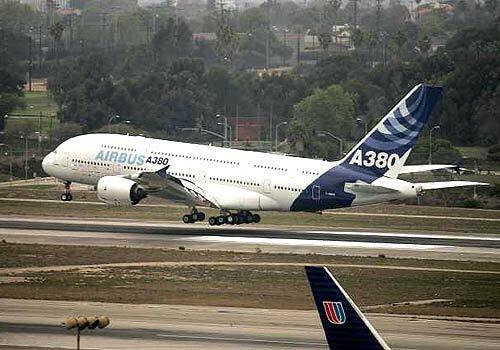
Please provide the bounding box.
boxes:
[323,301,346,325]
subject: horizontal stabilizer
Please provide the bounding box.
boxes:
[415,181,489,191]
[345,182,398,194]
[399,164,460,174]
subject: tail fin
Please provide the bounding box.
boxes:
[305,266,391,350]
[341,84,443,178]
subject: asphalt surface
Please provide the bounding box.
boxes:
[0,216,499,261]
[1,299,499,350]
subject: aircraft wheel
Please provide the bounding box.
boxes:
[60,193,68,201]
[225,214,237,225]
[245,213,253,224]
[197,212,206,221]
[216,215,225,225]
[208,216,217,226]
[66,193,73,201]
[252,214,261,223]
[183,214,194,224]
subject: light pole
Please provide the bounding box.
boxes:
[315,130,343,159]
[0,144,12,181]
[108,114,120,132]
[217,122,232,147]
[20,134,28,180]
[216,114,228,147]
[356,117,367,135]
[180,127,226,143]
[428,125,440,164]
[275,121,288,151]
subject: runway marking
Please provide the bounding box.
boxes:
[1,261,498,275]
[322,211,500,222]
[155,333,326,346]
[186,235,450,250]
[303,231,500,242]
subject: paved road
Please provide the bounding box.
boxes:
[0,216,499,261]
[1,299,499,350]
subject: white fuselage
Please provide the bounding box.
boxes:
[42,133,415,212]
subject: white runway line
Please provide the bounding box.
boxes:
[184,236,450,251]
[303,230,500,241]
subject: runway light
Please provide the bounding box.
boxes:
[62,315,110,350]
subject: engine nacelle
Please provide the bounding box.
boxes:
[97,176,147,206]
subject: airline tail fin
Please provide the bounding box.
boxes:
[340,84,443,179]
[305,266,391,350]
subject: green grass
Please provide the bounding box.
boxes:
[14,91,58,116]
[7,91,59,134]
[456,147,489,160]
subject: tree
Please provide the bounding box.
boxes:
[0,55,25,131]
[290,85,356,157]
[152,18,193,65]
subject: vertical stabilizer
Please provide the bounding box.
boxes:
[340,84,443,178]
[305,266,391,350]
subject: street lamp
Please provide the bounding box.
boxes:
[217,122,232,147]
[428,125,440,164]
[19,134,29,180]
[216,113,229,147]
[275,121,288,151]
[315,130,343,159]
[108,114,120,132]
[0,144,13,181]
[356,117,367,135]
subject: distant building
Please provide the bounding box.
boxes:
[230,116,265,142]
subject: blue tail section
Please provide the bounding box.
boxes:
[305,266,391,350]
[290,84,442,212]
[340,84,443,178]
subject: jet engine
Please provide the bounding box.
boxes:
[97,176,147,206]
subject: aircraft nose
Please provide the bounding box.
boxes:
[42,152,54,175]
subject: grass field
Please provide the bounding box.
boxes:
[0,243,498,318]
[6,91,59,134]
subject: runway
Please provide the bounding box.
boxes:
[0,216,499,261]
[1,299,499,350]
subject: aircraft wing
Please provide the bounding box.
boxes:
[399,164,461,174]
[131,166,220,208]
[415,181,489,191]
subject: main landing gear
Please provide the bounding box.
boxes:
[60,181,73,202]
[182,209,206,224]
[208,211,261,226]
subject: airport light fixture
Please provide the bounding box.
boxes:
[428,125,440,165]
[108,114,120,132]
[216,113,229,147]
[62,315,110,350]
[356,117,367,135]
[275,121,288,151]
[315,130,343,159]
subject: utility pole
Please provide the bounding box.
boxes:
[352,0,358,29]
[296,29,301,65]
[38,25,42,70]
[376,0,382,62]
[28,35,33,92]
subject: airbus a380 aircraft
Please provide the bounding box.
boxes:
[42,84,487,225]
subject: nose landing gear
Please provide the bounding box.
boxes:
[60,181,73,202]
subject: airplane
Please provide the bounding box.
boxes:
[41,83,487,225]
[305,265,390,350]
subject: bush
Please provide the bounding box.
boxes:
[457,199,483,208]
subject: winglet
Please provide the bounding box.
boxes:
[305,266,391,350]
